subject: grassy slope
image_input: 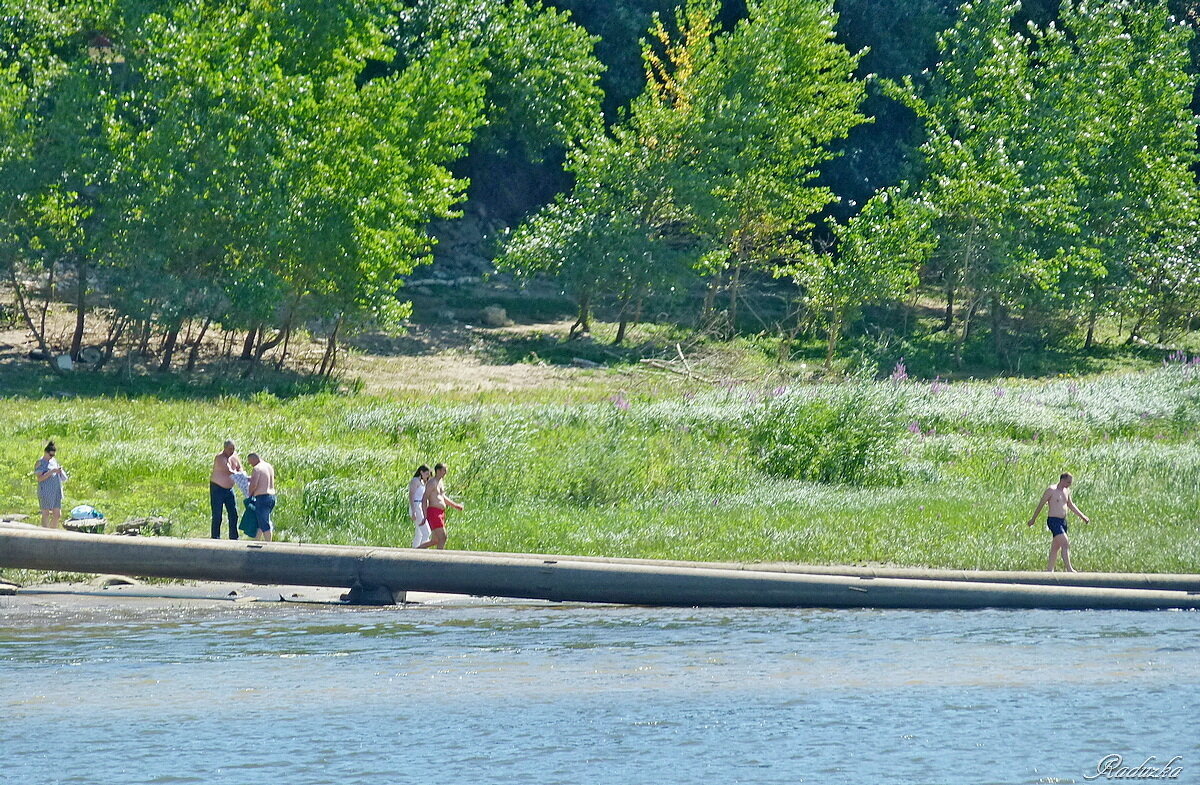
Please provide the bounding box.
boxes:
[2,361,1198,578]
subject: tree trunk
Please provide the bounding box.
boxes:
[1156,287,1174,345]
[903,289,918,338]
[825,310,843,371]
[159,321,182,372]
[1084,287,1102,350]
[991,292,1004,359]
[700,273,722,330]
[253,328,285,361]
[275,322,293,372]
[70,257,87,361]
[778,296,805,365]
[6,263,60,374]
[136,318,153,356]
[954,297,978,367]
[186,316,213,373]
[612,286,634,345]
[248,295,302,373]
[318,315,344,377]
[613,316,629,345]
[1126,301,1151,345]
[568,289,591,340]
[241,324,287,379]
[240,326,258,360]
[97,315,129,369]
[942,278,955,332]
[39,261,54,346]
[727,262,742,338]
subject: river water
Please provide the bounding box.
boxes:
[1,595,1197,785]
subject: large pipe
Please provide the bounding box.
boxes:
[8,520,1193,593]
[460,550,1200,593]
[2,528,1199,610]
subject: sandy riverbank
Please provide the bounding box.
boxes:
[0,580,507,610]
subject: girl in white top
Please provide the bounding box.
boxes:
[408,465,432,547]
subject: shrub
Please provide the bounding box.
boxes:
[745,384,906,485]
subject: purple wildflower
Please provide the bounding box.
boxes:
[907,421,922,435]
[890,358,908,383]
[610,393,630,411]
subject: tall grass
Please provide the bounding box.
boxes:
[2,365,1198,575]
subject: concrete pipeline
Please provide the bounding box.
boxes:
[461,550,1200,593]
[2,528,1199,610]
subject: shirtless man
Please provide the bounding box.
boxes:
[210,440,243,540]
[246,453,277,542]
[1026,472,1091,572]
[418,463,463,550]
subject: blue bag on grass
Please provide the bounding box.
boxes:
[69,504,105,520]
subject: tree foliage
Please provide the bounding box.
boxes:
[502,0,867,343]
[857,0,1200,366]
[0,0,490,374]
[4,0,1200,380]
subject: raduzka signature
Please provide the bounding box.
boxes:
[1084,755,1183,780]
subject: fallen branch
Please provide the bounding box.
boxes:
[638,358,717,384]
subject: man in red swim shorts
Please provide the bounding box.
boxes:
[419,463,464,550]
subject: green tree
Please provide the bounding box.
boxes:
[1,0,488,377]
[0,0,129,366]
[883,0,1078,365]
[1034,0,1200,348]
[812,188,934,367]
[882,0,1199,364]
[677,0,868,334]
[500,4,709,344]
[503,0,868,343]
[266,35,487,374]
[395,0,604,163]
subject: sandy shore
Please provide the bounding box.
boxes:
[0,579,497,610]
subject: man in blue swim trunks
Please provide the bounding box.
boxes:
[1026,472,1091,572]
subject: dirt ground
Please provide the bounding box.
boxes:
[341,319,586,395]
[0,299,585,388]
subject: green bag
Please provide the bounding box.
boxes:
[238,498,259,538]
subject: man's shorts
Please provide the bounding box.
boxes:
[426,506,446,530]
[252,494,276,532]
[1046,516,1068,536]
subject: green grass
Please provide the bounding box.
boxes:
[3,363,1200,582]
